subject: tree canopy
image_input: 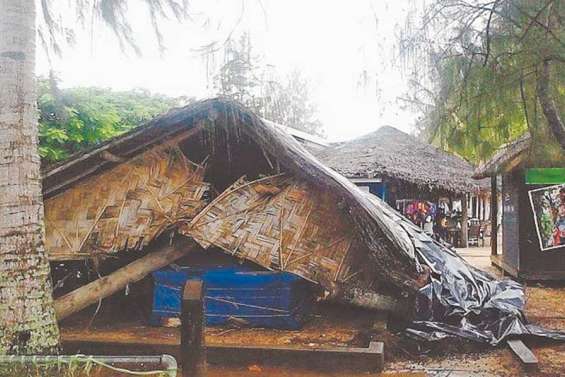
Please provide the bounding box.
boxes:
[207,33,325,137]
[38,78,185,163]
[399,0,564,164]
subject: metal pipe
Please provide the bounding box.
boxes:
[0,354,178,377]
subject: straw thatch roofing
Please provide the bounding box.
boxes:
[315,126,487,194]
[41,100,559,343]
[473,133,532,179]
[42,98,429,297]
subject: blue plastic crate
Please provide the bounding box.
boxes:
[150,265,315,330]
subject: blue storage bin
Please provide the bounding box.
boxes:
[150,264,315,330]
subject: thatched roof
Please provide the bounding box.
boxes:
[473,133,532,179]
[315,126,487,194]
[42,98,428,297]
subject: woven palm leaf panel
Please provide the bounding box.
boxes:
[182,174,358,285]
[44,146,210,260]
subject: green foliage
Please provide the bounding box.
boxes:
[400,0,565,164]
[38,79,183,163]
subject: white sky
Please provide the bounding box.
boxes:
[37,0,418,142]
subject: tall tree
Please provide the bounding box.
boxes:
[0,0,59,354]
[261,70,324,137]
[211,33,324,136]
[0,0,190,354]
[214,33,262,108]
[398,0,564,163]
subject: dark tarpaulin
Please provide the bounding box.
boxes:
[365,194,565,346]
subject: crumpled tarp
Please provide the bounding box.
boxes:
[365,194,565,346]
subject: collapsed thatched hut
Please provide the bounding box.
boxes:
[42,98,563,346]
[315,127,490,246]
[43,98,428,320]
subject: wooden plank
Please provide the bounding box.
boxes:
[205,341,384,373]
[181,279,206,377]
[507,339,538,367]
[62,339,385,373]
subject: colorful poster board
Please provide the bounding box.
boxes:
[529,183,565,251]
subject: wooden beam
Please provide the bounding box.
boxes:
[62,339,385,373]
[507,339,538,367]
[491,176,498,256]
[181,279,206,377]
[54,239,195,321]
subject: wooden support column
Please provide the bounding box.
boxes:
[181,279,206,377]
[460,194,468,248]
[491,176,498,256]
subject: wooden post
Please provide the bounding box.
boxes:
[181,279,206,377]
[460,194,468,248]
[491,176,498,256]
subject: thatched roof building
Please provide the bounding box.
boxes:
[42,98,432,310]
[316,126,487,195]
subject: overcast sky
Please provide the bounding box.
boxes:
[37,0,418,142]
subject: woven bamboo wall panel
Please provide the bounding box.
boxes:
[181,175,356,284]
[45,146,210,260]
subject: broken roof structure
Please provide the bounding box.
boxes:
[43,98,424,305]
[43,98,565,346]
[316,126,487,194]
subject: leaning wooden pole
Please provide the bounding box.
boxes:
[54,239,195,321]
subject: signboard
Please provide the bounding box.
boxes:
[526,168,565,185]
[528,183,565,251]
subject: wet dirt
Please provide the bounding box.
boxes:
[58,253,565,377]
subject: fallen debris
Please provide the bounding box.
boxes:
[506,340,538,367]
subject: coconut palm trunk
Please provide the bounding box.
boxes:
[0,0,59,354]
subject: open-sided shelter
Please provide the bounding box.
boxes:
[315,126,489,246]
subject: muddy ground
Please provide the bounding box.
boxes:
[60,248,565,376]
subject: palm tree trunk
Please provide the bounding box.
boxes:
[0,0,60,354]
[537,59,565,150]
